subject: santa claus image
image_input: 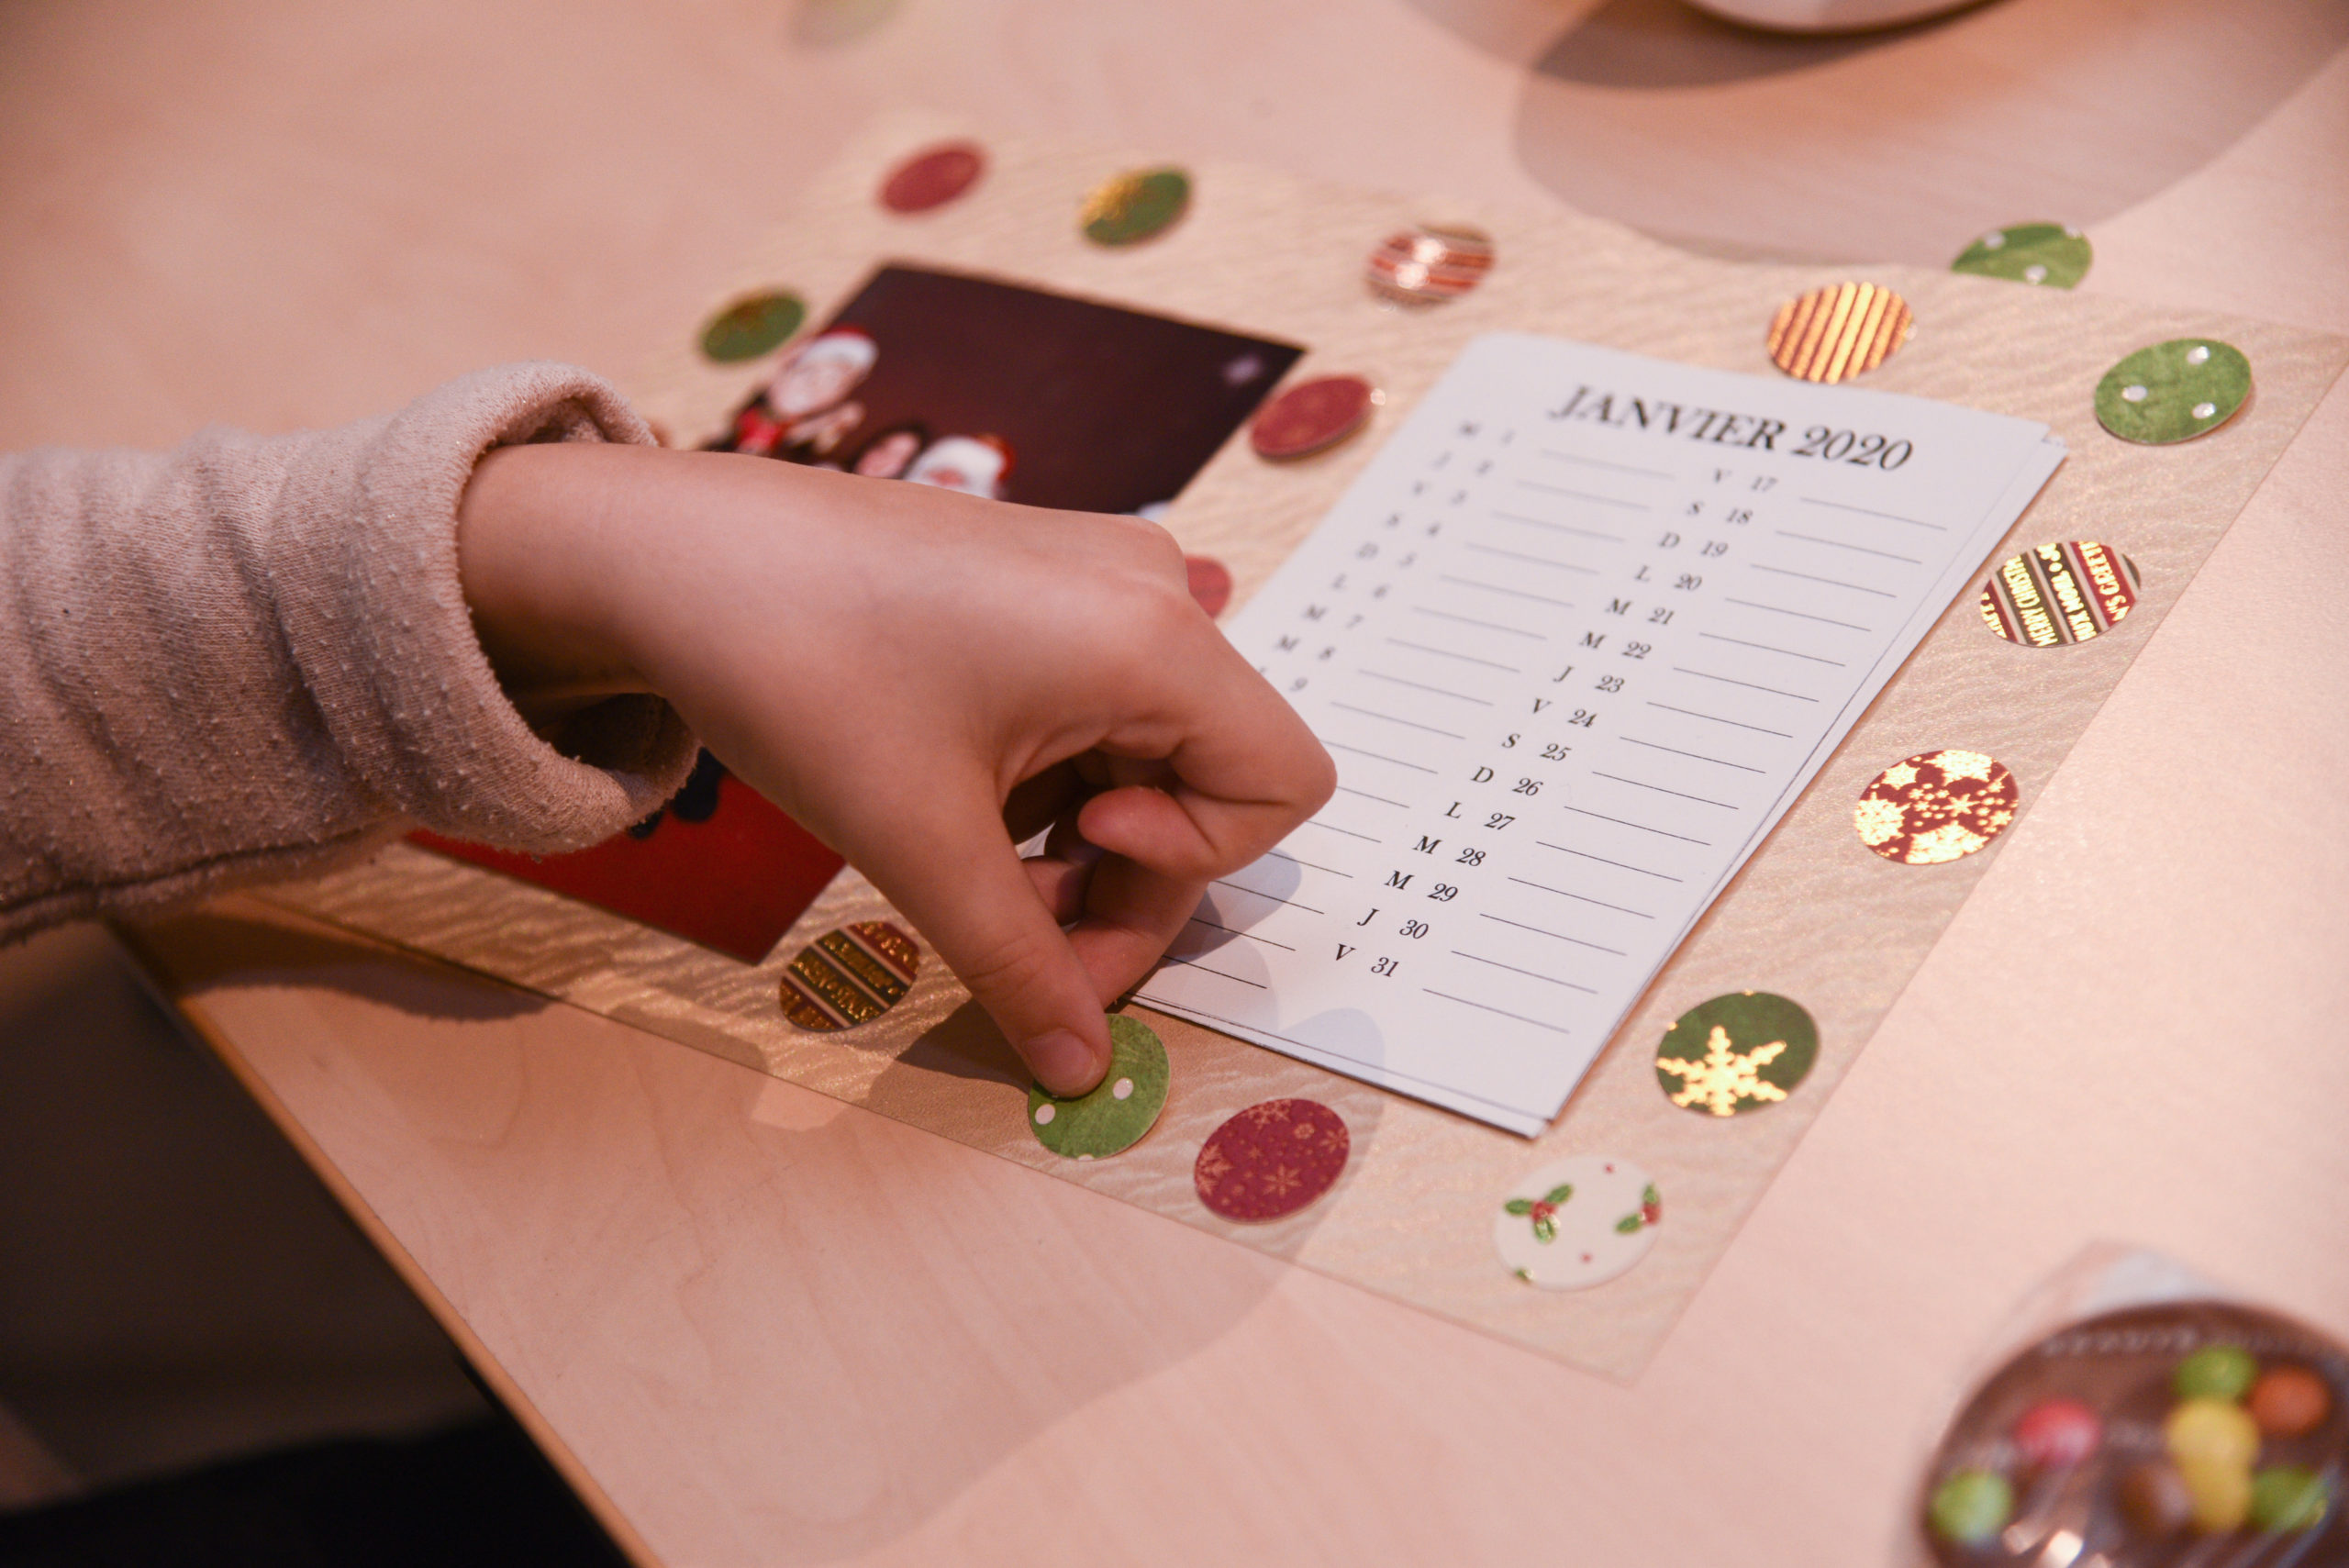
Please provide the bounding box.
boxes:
[729,327,877,462]
[904,433,1014,500]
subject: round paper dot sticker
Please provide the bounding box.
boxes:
[1653,992,1817,1118]
[1184,555,1232,618]
[779,920,920,1030]
[1766,282,1914,384]
[1950,223,2092,289]
[1250,375,1377,461]
[1855,750,2020,865]
[698,292,806,364]
[879,140,985,214]
[2096,339,2252,445]
[1027,1014,1169,1160]
[1979,540,2141,648]
[1495,1155,1661,1290]
[1365,222,1495,305]
[1080,168,1190,248]
[1194,1098,1351,1221]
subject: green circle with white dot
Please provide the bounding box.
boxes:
[1654,992,1818,1118]
[2096,339,2252,445]
[1026,1014,1169,1160]
[1950,223,2092,289]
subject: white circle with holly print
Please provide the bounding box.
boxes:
[1494,1155,1663,1290]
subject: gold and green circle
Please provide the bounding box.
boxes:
[697,292,806,363]
[1027,1014,1169,1159]
[1080,168,1191,247]
[2096,339,2252,445]
[1950,223,2092,289]
[1654,992,1818,1118]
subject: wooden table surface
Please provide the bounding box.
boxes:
[10,2,2348,1562]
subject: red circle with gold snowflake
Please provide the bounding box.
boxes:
[1194,1098,1351,1222]
[1854,750,2020,865]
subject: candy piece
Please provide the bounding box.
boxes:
[2178,1457,2254,1533]
[1027,1015,1169,1160]
[2249,1465,2331,1532]
[2119,1462,2194,1539]
[2165,1397,2261,1470]
[2094,339,2252,445]
[2248,1365,2332,1438]
[1927,1469,2013,1545]
[2176,1345,2260,1401]
[1949,223,2092,289]
[1080,168,1190,247]
[1765,282,1913,384]
[2011,1397,2102,1470]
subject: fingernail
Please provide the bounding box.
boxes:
[1026,1028,1105,1096]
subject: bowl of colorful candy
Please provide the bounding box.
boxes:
[1923,1301,2345,1564]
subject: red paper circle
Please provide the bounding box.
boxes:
[1195,1098,1351,1221]
[1185,555,1232,617]
[1249,376,1375,461]
[879,142,985,215]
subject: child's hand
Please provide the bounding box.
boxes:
[458,443,1335,1095]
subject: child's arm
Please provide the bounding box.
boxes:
[457,442,1333,1094]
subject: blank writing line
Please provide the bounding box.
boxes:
[1437,574,1575,610]
[1333,784,1409,807]
[1186,916,1296,951]
[1265,850,1353,877]
[1358,668,1493,706]
[1698,630,1845,667]
[1506,875,1653,918]
[1799,495,1945,530]
[1466,539,1603,572]
[1751,562,1897,598]
[1725,596,1872,632]
[1451,951,1598,994]
[1384,637,1520,672]
[1513,478,1650,511]
[1410,605,1545,639]
[1645,701,1794,739]
[1535,840,1685,880]
[1160,955,1266,988]
[1300,818,1381,843]
[1591,771,1738,810]
[1328,701,1467,740]
[1422,990,1571,1034]
[1320,739,1441,773]
[1620,736,1765,774]
[1486,515,1620,549]
[1211,880,1323,915]
[1672,665,1820,701]
[1562,804,1714,845]
[1774,528,1921,564]
[1539,448,1672,481]
[1478,912,1628,957]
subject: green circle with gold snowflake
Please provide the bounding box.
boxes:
[1653,992,1818,1118]
[697,291,805,363]
[1950,223,2092,289]
[1026,1014,1169,1160]
[2096,339,2252,445]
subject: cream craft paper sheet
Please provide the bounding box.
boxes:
[256,117,2349,1379]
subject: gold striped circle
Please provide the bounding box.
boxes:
[1765,283,1914,384]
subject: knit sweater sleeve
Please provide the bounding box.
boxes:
[0,362,699,940]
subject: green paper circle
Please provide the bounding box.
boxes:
[1950,223,2092,289]
[1928,1470,2013,1545]
[2250,1465,2331,1532]
[1654,992,1818,1118]
[1081,169,1190,247]
[1027,1015,1169,1159]
[698,292,806,363]
[2096,339,2251,445]
[2176,1343,2259,1401]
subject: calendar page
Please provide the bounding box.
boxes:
[1140,335,2066,1134]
